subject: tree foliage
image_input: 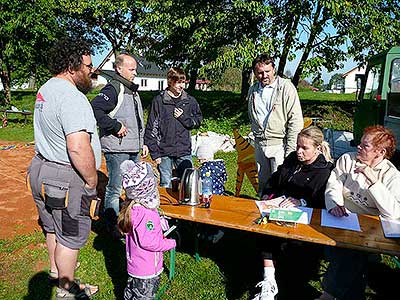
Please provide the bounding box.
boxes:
[328,73,344,90]
[269,0,400,86]
[211,67,242,92]
[3,0,400,107]
[142,0,270,93]
[57,0,146,55]
[138,0,400,97]
[0,0,62,106]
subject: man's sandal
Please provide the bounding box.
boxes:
[48,261,81,285]
[56,280,99,299]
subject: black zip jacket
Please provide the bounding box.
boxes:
[144,90,202,159]
[262,152,334,208]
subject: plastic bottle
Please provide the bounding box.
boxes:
[202,171,213,208]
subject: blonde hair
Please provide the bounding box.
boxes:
[117,199,136,234]
[298,126,333,162]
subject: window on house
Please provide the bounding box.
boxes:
[141,79,147,87]
[158,80,164,90]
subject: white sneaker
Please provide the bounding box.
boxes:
[252,278,278,300]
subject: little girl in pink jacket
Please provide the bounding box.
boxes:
[118,160,176,300]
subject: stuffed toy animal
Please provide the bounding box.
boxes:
[233,129,258,197]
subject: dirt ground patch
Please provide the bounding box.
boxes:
[0,141,109,240]
[0,142,39,239]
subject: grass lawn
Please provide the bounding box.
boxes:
[0,89,398,299]
[0,89,354,142]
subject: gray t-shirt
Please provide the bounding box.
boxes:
[34,77,101,169]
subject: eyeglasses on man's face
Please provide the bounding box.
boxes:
[82,62,94,71]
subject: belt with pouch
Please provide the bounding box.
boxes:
[36,152,71,168]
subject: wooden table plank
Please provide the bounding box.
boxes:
[159,188,400,256]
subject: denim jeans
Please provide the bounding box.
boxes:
[104,152,139,225]
[158,155,192,187]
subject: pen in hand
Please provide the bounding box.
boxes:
[329,205,349,217]
[339,205,349,217]
[119,136,123,145]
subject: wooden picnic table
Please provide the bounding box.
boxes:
[0,109,32,124]
[159,188,400,256]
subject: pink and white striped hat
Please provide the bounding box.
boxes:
[120,160,159,209]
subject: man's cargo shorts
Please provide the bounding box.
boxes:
[27,155,97,249]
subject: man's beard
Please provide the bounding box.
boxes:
[76,74,93,94]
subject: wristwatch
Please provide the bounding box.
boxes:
[299,198,307,207]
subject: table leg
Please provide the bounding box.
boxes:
[155,247,176,299]
[194,223,201,262]
[169,248,176,280]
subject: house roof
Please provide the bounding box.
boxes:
[97,50,168,78]
[342,65,365,77]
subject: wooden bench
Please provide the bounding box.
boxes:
[0,109,33,125]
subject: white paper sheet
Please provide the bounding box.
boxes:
[255,199,314,225]
[255,196,287,216]
[298,207,313,224]
[321,209,361,232]
[379,216,400,238]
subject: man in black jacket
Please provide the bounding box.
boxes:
[91,53,148,237]
[144,67,202,187]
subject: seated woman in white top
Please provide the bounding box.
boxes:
[320,125,400,300]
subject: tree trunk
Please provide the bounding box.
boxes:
[292,4,326,87]
[188,68,198,91]
[277,13,300,77]
[0,68,11,107]
[240,66,252,103]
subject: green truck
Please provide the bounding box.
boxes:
[353,46,400,164]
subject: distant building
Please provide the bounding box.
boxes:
[96,51,168,91]
[340,65,373,94]
[195,79,211,91]
[95,50,211,91]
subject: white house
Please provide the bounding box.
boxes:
[95,51,168,91]
[95,50,211,91]
[340,65,365,94]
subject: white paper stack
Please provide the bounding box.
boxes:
[380,216,400,238]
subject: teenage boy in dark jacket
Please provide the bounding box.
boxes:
[144,67,202,187]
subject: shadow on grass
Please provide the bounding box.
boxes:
[173,223,260,299]
[175,222,326,299]
[93,169,127,299]
[23,271,52,300]
[206,229,261,299]
[92,220,127,300]
[275,241,323,299]
[367,260,400,300]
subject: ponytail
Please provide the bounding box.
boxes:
[320,140,333,162]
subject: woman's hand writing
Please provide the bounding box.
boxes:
[329,205,348,217]
[279,197,301,208]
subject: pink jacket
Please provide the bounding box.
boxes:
[126,205,176,278]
